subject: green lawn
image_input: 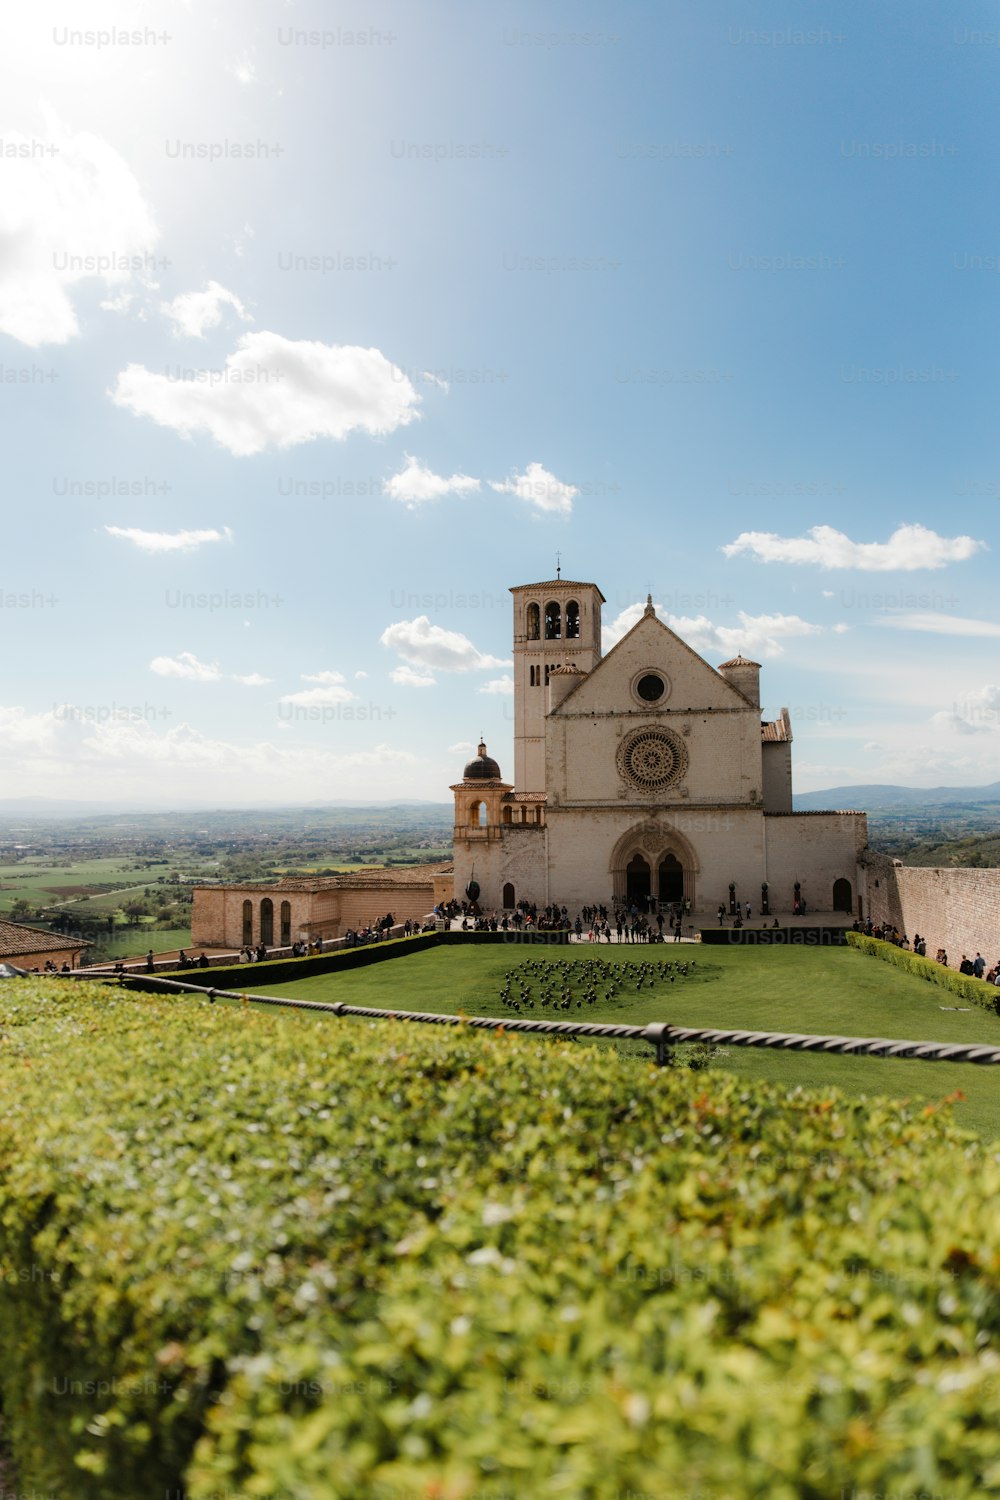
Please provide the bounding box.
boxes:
[248,942,1000,1140]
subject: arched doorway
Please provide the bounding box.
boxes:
[833,878,852,913]
[626,854,651,906]
[502,882,515,908]
[658,853,684,904]
[610,823,699,910]
[260,898,274,946]
[280,900,292,946]
[242,899,253,946]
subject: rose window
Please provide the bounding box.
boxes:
[616,728,688,792]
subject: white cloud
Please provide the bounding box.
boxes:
[279,686,356,707]
[420,370,449,391]
[162,280,251,338]
[279,671,355,707]
[449,740,476,754]
[150,653,222,682]
[931,684,1000,735]
[391,665,437,688]
[0,111,159,346]
[0,708,422,801]
[723,523,986,571]
[105,525,232,553]
[489,461,578,516]
[603,602,821,659]
[110,331,422,456]
[478,676,514,695]
[354,670,368,679]
[874,613,1000,638]
[383,454,480,508]
[380,617,510,674]
[232,673,272,687]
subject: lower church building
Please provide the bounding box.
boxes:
[451,577,868,919]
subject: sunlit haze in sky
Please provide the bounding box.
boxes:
[2,0,998,806]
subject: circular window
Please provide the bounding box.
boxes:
[616,727,688,793]
[636,673,665,702]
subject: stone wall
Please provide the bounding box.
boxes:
[764,813,868,915]
[862,852,1000,966]
[19,944,88,970]
[192,881,438,947]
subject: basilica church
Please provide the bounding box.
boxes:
[451,576,868,919]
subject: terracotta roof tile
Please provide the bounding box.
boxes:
[0,920,90,958]
[197,861,453,895]
[761,708,793,743]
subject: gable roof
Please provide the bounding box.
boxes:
[552,606,758,712]
[0,920,90,958]
[510,581,607,601]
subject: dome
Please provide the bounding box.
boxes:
[463,739,503,781]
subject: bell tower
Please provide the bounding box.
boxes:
[510,572,604,793]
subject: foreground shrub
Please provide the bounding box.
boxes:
[1,980,1000,1498]
[847,930,1000,1014]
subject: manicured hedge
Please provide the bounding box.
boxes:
[2,980,1000,1497]
[847,931,1000,1014]
[155,931,440,989]
[149,929,569,993]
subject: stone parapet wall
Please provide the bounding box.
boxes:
[862,852,1000,966]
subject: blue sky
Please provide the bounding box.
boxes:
[2,0,998,805]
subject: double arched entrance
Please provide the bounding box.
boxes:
[612,823,697,910]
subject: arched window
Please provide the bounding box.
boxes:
[502,806,512,824]
[242,899,253,946]
[260,898,274,946]
[471,800,488,828]
[526,602,540,640]
[280,900,292,946]
[502,882,515,908]
[544,600,561,639]
[566,600,580,639]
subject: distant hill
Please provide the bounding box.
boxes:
[794,782,1000,812]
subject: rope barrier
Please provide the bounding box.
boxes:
[119,973,1000,1066]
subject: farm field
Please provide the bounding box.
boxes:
[0,855,157,903]
[0,853,217,908]
[249,942,1000,1140]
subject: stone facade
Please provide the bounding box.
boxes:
[192,865,453,948]
[861,851,1000,965]
[452,579,868,917]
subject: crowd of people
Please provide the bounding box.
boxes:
[854,919,1000,982]
[448,897,703,944]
